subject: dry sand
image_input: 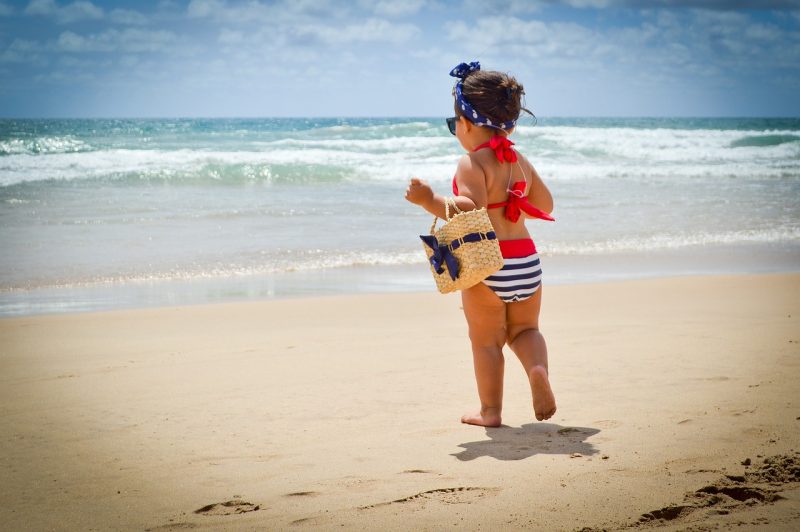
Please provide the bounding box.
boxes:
[1,273,799,531]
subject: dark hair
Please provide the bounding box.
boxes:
[454,70,534,125]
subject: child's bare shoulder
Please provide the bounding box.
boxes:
[454,153,489,197]
[457,152,488,177]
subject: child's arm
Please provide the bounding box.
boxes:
[405,155,486,218]
[524,161,554,216]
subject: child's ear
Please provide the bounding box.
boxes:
[460,116,472,132]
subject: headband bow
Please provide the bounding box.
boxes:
[449,61,516,131]
[450,61,480,79]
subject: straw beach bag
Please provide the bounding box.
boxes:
[420,198,504,294]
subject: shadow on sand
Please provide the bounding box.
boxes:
[452,423,600,461]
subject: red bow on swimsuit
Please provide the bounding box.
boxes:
[488,181,555,223]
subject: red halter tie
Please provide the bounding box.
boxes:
[473,135,518,163]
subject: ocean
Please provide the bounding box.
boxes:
[1,117,799,316]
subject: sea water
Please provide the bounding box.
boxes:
[1,117,798,316]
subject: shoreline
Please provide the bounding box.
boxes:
[2,241,799,318]
[1,273,799,530]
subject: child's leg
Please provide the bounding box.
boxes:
[460,282,507,427]
[506,288,557,421]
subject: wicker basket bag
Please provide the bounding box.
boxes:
[420,198,504,294]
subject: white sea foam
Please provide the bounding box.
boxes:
[0,249,428,291]
[2,126,797,187]
[5,224,800,292]
[525,126,800,155]
[543,227,800,256]
[0,136,92,155]
[0,145,459,186]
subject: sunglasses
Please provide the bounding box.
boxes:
[446,116,458,135]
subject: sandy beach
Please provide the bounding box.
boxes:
[1,273,799,531]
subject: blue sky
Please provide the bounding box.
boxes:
[1,0,799,117]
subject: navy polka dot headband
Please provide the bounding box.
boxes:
[450,61,516,131]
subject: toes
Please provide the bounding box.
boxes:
[534,405,557,421]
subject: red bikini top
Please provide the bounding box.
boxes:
[452,136,555,223]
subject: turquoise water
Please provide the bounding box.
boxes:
[1,117,799,315]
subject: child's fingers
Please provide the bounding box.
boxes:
[405,177,431,204]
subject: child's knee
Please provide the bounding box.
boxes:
[469,330,505,353]
[507,326,540,346]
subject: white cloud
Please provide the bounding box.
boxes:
[445,7,800,101]
[218,28,244,45]
[57,31,102,52]
[61,0,102,21]
[0,38,44,63]
[461,0,543,14]
[744,23,782,41]
[370,0,426,17]
[25,0,104,24]
[109,9,149,26]
[187,0,279,30]
[56,29,178,53]
[24,0,56,15]
[690,9,749,34]
[119,55,140,68]
[34,67,97,84]
[187,0,226,18]
[308,18,420,44]
[447,17,549,47]
[187,0,339,22]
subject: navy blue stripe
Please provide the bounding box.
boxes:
[501,293,536,302]
[487,280,541,293]
[485,269,542,283]
[501,258,540,271]
[500,285,541,298]
[448,231,496,251]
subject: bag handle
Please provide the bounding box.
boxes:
[429,197,463,234]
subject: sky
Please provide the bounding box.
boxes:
[0,0,799,118]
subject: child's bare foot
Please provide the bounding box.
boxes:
[529,365,556,421]
[461,407,501,427]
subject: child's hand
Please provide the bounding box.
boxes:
[405,177,433,206]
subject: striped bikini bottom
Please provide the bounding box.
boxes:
[482,238,542,303]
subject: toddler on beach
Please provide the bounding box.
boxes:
[405,62,556,427]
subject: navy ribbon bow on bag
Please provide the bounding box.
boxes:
[420,235,459,281]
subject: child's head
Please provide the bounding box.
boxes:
[450,61,532,133]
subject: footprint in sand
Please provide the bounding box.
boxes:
[360,487,499,510]
[593,419,622,429]
[145,523,198,531]
[194,499,259,516]
[637,453,798,528]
